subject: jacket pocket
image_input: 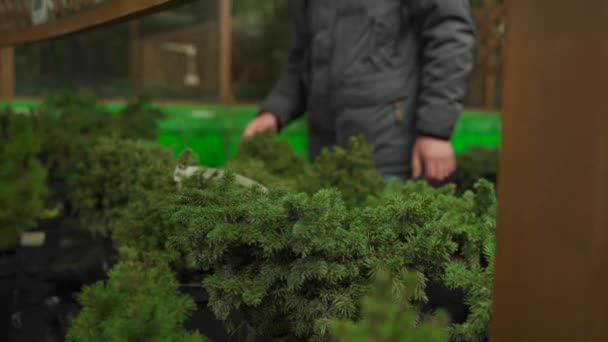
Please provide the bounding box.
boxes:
[393,96,416,128]
[392,97,405,124]
[335,102,415,173]
[335,100,411,149]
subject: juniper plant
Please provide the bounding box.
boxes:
[227,134,383,207]
[34,93,167,182]
[168,170,496,341]
[225,133,311,191]
[67,250,205,342]
[384,179,496,340]
[80,134,496,341]
[115,95,167,141]
[169,172,372,340]
[34,93,117,181]
[329,270,450,342]
[0,109,47,250]
[450,147,499,195]
[69,137,176,235]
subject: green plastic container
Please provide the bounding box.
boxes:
[451,111,501,153]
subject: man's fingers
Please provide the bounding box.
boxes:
[427,158,452,186]
[412,137,456,184]
[439,158,451,182]
[431,158,453,184]
[425,158,438,182]
[436,161,446,183]
[242,126,253,138]
[411,150,422,179]
[242,123,258,138]
[243,114,279,139]
[446,157,456,178]
[437,156,455,181]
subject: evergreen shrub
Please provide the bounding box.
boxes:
[329,270,450,342]
[34,93,166,182]
[227,134,383,207]
[451,147,499,195]
[115,95,167,141]
[69,133,496,341]
[34,93,116,181]
[168,167,495,340]
[66,251,205,342]
[69,137,176,235]
[0,109,47,250]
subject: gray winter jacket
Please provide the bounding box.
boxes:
[259,0,476,177]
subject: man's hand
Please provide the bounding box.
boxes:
[411,136,456,185]
[242,112,279,138]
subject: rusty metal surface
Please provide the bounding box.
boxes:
[491,1,608,341]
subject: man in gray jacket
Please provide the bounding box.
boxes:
[243,0,475,183]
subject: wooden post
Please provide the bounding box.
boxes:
[0,46,15,100]
[484,63,497,110]
[491,1,608,341]
[130,20,141,91]
[217,0,232,104]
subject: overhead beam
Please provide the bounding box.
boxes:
[491,1,608,341]
[0,0,192,47]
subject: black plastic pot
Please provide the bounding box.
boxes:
[1,247,18,341]
[0,247,18,274]
[47,179,71,217]
[423,280,469,325]
[6,217,115,342]
[180,283,253,342]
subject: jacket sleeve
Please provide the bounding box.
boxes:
[410,0,476,139]
[258,8,308,131]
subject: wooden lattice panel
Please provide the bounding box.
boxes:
[473,0,505,74]
[472,0,506,109]
[0,0,30,32]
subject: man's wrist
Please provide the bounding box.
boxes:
[416,130,451,141]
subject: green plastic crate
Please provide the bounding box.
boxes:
[451,111,501,153]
